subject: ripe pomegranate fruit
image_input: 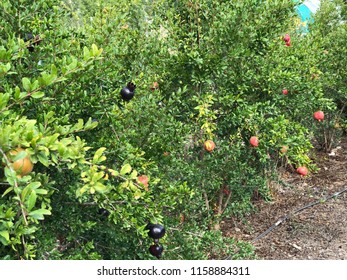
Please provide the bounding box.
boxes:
[283,34,291,46]
[313,111,324,121]
[297,166,308,176]
[149,244,163,259]
[146,223,166,239]
[137,175,149,190]
[120,82,136,101]
[249,136,259,147]
[8,148,33,176]
[150,81,159,91]
[204,140,216,152]
[283,34,290,43]
[282,88,288,95]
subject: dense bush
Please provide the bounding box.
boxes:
[1,0,346,259]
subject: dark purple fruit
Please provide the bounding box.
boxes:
[146,224,166,239]
[149,244,163,259]
[120,82,136,101]
[126,82,136,92]
[25,33,34,40]
[98,208,110,217]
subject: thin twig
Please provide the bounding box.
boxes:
[203,191,210,211]
[222,190,233,214]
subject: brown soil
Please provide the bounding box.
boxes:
[222,136,347,260]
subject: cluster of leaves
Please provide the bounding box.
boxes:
[1,0,346,260]
[0,0,179,260]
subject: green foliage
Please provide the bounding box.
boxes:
[1,0,346,260]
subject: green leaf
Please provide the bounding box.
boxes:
[91,44,101,56]
[83,46,91,60]
[26,182,42,190]
[31,91,45,99]
[14,86,21,100]
[31,80,39,91]
[67,58,78,71]
[94,182,108,193]
[76,186,88,197]
[0,92,10,109]
[27,191,37,212]
[29,209,51,220]
[73,119,84,131]
[85,117,98,130]
[0,231,10,245]
[21,182,40,201]
[38,72,56,86]
[1,186,13,197]
[134,190,142,200]
[37,151,49,167]
[44,111,56,125]
[22,77,31,91]
[120,163,132,175]
[108,169,119,177]
[35,189,48,195]
[92,147,107,164]
[51,64,58,76]
[10,151,26,162]
[23,226,38,235]
[120,181,129,189]
[129,170,138,179]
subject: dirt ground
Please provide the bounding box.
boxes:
[222,136,347,260]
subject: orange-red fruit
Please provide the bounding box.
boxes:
[313,111,324,121]
[282,88,288,95]
[283,34,291,46]
[8,148,33,176]
[283,34,290,43]
[296,166,308,176]
[249,136,259,147]
[223,186,231,195]
[137,175,149,190]
[204,140,216,152]
[150,81,159,91]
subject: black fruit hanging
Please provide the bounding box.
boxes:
[98,208,110,217]
[146,223,166,239]
[149,244,164,259]
[120,82,136,101]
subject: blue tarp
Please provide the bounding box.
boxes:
[295,0,321,22]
